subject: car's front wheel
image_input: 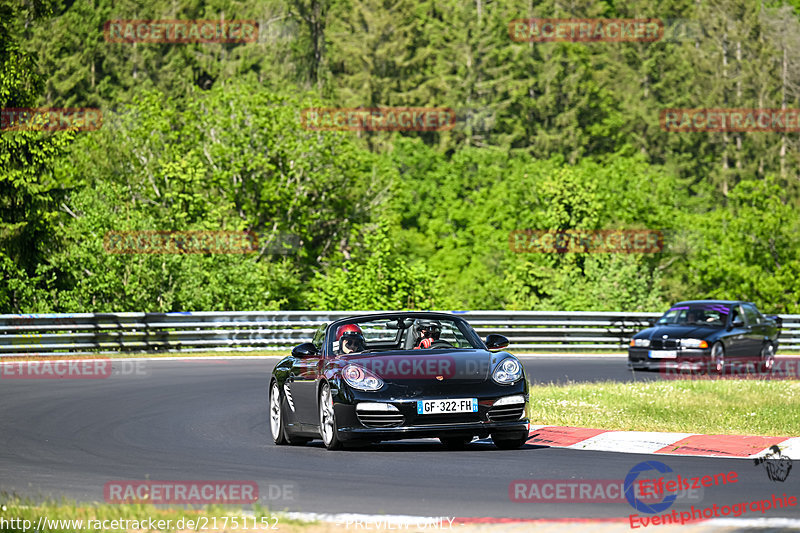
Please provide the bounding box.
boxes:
[711,342,725,375]
[492,432,529,450]
[269,381,311,446]
[319,382,343,450]
[269,381,288,445]
[760,343,775,372]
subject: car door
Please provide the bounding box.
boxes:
[725,304,750,359]
[288,324,326,428]
[742,304,765,358]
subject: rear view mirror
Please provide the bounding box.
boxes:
[292,342,318,358]
[485,334,509,351]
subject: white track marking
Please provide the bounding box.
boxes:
[567,431,697,454]
[749,436,800,460]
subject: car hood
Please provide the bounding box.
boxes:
[638,325,721,339]
[336,349,504,382]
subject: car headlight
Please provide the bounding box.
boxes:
[680,338,708,349]
[492,358,522,384]
[342,364,384,391]
[630,338,650,347]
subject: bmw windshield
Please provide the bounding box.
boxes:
[656,304,730,328]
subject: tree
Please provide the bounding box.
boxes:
[677,178,800,313]
[0,0,76,312]
[310,221,443,310]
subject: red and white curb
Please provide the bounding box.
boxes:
[527,425,800,460]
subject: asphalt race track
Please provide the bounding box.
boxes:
[0,357,797,520]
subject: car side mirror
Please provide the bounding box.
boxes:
[485,334,509,351]
[731,320,744,329]
[292,342,318,358]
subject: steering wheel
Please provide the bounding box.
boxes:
[429,340,453,349]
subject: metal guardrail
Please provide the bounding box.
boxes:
[1,311,799,357]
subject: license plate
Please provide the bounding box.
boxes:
[417,398,478,415]
[649,350,677,359]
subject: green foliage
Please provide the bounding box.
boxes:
[310,222,443,310]
[676,178,800,313]
[3,0,800,313]
[381,139,679,311]
[0,0,77,311]
[39,82,384,311]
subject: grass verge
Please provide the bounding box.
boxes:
[527,379,800,436]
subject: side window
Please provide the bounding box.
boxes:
[312,324,327,351]
[730,306,743,326]
[743,305,760,326]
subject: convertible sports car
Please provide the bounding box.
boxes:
[268,312,530,450]
[628,300,781,373]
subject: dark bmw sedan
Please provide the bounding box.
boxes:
[628,300,781,373]
[268,312,530,450]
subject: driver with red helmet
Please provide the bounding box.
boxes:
[414,319,442,349]
[335,324,366,354]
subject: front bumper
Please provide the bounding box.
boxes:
[336,418,529,441]
[331,383,529,442]
[628,348,710,371]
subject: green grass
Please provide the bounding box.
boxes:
[527,379,800,436]
[0,498,315,532]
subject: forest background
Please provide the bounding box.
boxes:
[2,0,800,314]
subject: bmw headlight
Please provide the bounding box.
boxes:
[630,338,651,347]
[342,364,384,391]
[492,358,522,384]
[680,338,708,349]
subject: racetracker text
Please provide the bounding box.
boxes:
[104,20,258,43]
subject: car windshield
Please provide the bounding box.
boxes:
[656,304,730,327]
[328,316,483,355]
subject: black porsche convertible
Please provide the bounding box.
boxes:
[628,300,781,373]
[268,312,530,450]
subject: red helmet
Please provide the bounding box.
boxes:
[336,323,363,340]
[336,324,365,354]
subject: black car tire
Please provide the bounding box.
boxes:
[270,381,311,446]
[492,433,529,450]
[319,382,343,450]
[760,343,776,372]
[269,381,289,445]
[439,436,472,450]
[711,342,725,375]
